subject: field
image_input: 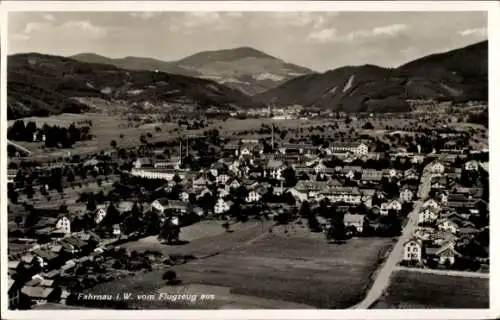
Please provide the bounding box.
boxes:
[121,220,272,257]
[88,223,394,309]
[372,270,489,309]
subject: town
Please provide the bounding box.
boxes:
[4,9,490,312]
[6,107,489,310]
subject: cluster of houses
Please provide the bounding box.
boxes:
[127,140,425,235]
[8,231,102,309]
[402,159,488,268]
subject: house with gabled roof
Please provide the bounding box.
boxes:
[437,219,459,234]
[429,161,445,174]
[403,238,423,263]
[193,175,208,190]
[425,241,460,265]
[464,160,479,171]
[228,178,241,189]
[55,215,72,235]
[418,207,439,224]
[399,188,414,202]
[151,198,170,213]
[361,169,383,182]
[214,198,231,215]
[319,186,362,204]
[423,198,440,210]
[343,214,365,233]
[245,190,262,203]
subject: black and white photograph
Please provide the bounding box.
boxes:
[1,1,497,319]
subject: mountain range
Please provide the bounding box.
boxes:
[255,41,488,112]
[71,47,314,95]
[7,41,487,119]
[7,53,262,119]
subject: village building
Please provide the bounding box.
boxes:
[55,216,71,234]
[214,198,231,214]
[429,161,445,174]
[94,205,107,224]
[245,190,262,203]
[418,208,439,224]
[399,188,414,202]
[464,160,479,171]
[425,241,459,265]
[330,142,369,155]
[343,214,365,233]
[403,238,422,263]
[437,219,459,234]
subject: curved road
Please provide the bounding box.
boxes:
[350,164,433,309]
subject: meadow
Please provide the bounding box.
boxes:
[372,270,489,309]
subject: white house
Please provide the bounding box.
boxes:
[437,219,459,234]
[343,214,365,233]
[411,155,425,164]
[380,203,390,215]
[112,224,121,236]
[400,188,414,202]
[403,238,422,263]
[464,160,479,171]
[388,199,402,211]
[180,191,190,203]
[240,147,252,156]
[430,162,445,174]
[423,198,440,210]
[214,198,231,214]
[209,169,218,178]
[216,174,231,185]
[355,143,369,155]
[245,190,262,203]
[314,163,327,174]
[94,206,107,224]
[228,178,241,189]
[418,208,439,224]
[55,216,71,234]
[131,169,185,181]
[218,186,230,198]
[151,198,170,213]
[384,168,398,178]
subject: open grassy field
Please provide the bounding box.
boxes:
[89,223,393,309]
[121,220,272,257]
[372,270,489,309]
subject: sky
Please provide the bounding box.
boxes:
[8,11,487,72]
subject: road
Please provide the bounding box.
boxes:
[7,140,34,156]
[350,164,433,309]
[395,266,489,279]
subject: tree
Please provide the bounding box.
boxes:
[159,220,180,244]
[25,185,35,199]
[362,122,374,130]
[14,215,23,228]
[299,201,312,218]
[282,167,297,188]
[222,219,231,232]
[163,270,177,284]
[173,174,182,184]
[86,193,97,211]
[327,212,346,242]
[110,140,117,148]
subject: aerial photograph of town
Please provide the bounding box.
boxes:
[3,7,490,313]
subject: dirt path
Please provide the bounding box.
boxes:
[395,266,489,279]
[350,164,433,309]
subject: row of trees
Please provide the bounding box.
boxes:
[8,120,92,148]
